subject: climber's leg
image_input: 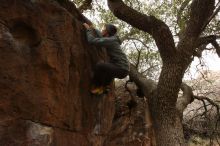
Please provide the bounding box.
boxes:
[91,62,107,94]
[91,62,128,94]
[92,62,106,87]
[100,62,128,86]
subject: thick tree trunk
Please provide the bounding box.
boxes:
[149,62,187,146]
[129,62,189,145]
[151,110,185,146]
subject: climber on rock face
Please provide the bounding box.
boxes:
[83,23,130,95]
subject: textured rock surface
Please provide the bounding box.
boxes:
[0,0,114,145]
[104,83,153,146]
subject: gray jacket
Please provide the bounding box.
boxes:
[86,28,130,71]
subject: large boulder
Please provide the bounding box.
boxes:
[0,0,114,145]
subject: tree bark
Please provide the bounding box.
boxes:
[130,63,185,144]
[177,0,215,59]
[149,63,186,146]
[107,0,215,145]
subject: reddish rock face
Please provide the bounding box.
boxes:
[104,84,152,146]
[0,0,114,145]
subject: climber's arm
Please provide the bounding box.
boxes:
[86,29,113,47]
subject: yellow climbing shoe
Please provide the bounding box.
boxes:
[90,86,104,95]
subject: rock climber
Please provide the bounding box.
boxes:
[83,23,130,94]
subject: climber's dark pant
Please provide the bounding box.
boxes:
[92,62,128,87]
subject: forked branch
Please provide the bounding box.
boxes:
[194,35,220,58]
[178,0,215,58]
[107,0,176,61]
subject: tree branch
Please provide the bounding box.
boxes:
[211,40,220,57]
[176,82,220,121]
[194,35,220,58]
[176,83,194,119]
[140,64,159,75]
[129,65,219,123]
[193,95,220,117]
[177,0,191,29]
[78,0,93,13]
[125,80,136,99]
[107,0,176,62]
[196,35,217,47]
[201,1,220,32]
[119,28,137,42]
[132,41,142,69]
[178,0,215,58]
[129,64,156,97]
[123,37,149,49]
[193,45,206,58]
[183,0,215,38]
